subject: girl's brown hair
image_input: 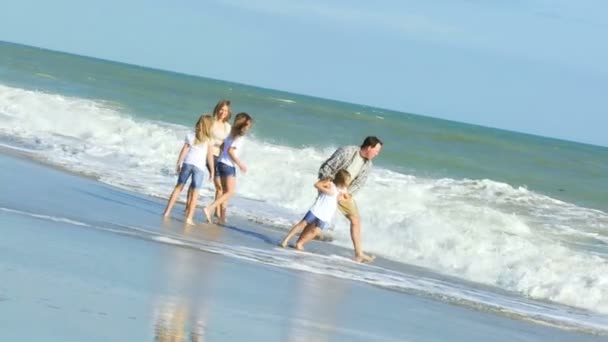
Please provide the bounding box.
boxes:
[230,112,253,138]
[194,114,213,144]
[333,169,351,188]
[212,99,231,122]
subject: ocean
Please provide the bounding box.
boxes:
[1,40,607,337]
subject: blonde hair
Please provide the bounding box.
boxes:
[333,169,351,188]
[212,99,231,123]
[194,114,213,144]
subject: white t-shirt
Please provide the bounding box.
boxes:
[183,132,209,170]
[218,135,245,168]
[309,183,345,222]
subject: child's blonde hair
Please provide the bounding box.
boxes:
[194,114,213,144]
[333,169,351,188]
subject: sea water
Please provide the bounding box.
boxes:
[1,41,607,332]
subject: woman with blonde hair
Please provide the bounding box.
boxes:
[163,114,215,225]
[187,99,232,220]
[203,112,253,224]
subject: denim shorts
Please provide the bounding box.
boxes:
[302,211,330,230]
[177,163,204,189]
[206,156,220,178]
[217,162,236,178]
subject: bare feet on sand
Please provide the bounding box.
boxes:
[279,240,288,248]
[185,218,195,225]
[295,243,304,251]
[355,253,375,263]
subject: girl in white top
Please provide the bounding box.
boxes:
[163,115,214,225]
[280,170,351,250]
[186,100,231,218]
[203,112,253,224]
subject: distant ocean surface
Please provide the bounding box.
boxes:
[1,41,607,326]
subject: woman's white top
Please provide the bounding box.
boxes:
[210,121,231,157]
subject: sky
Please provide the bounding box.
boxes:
[1,0,607,146]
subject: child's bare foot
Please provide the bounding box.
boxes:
[202,207,211,223]
[162,212,170,219]
[355,253,375,263]
[185,218,195,225]
[279,239,288,248]
[295,243,304,251]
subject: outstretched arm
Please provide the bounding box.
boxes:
[348,166,369,195]
[228,147,247,173]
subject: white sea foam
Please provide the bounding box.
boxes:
[0,207,91,227]
[153,236,187,246]
[270,97,296,104]
[1,84,608,316]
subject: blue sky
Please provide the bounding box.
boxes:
[1,0,607,146]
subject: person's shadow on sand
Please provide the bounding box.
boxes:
[220,224,278,245]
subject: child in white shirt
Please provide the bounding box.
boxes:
[163,115,214,224]
[280,170,351,250]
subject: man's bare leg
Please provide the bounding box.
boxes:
[346,213,374,262]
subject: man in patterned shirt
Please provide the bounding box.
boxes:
[318,136,383,262]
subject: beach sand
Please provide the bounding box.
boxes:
[0,152,605,341]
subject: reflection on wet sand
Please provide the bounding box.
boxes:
[154,302,204,342]
[153,220,223,341]
[283,267,347,341]
[154,217,349,341]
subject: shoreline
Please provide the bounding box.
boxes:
[1,149,607,339]
[0,143,335,241]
